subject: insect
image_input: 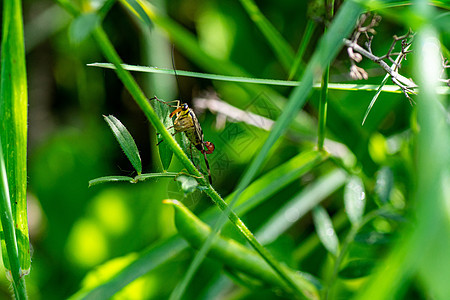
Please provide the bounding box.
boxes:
[150,96,215,184]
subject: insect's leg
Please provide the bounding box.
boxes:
[151,97,180,108]
[189,143,194,162]
[201,150,213,184]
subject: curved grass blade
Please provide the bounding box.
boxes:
[313,205,340,257]
[103,115,142,175]
[85,63,450,96]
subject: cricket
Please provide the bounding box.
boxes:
[150,96,215,184]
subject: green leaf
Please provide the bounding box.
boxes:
[151,99,174,170]
[344,176,366,225]
[0,0,30,296]
[119,0,153,28]
[103,115,142,175]
[89,63,450,95]
[339,259,375,279]
[69,12,100,44]
[88,176,134,187]
[312,205,340,256]
[175,175,199,194]
[375,167,393,204]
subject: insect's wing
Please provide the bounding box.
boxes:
[189,110,204,143]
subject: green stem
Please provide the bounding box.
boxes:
[0,143,27,300]
[317,65,329,150]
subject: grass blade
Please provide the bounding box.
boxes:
[0,0,30,296]
[238,0,295,72]
[288,20,316,80]
[88,63,450,95]
[103,115,142,175]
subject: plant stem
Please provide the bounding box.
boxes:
[318,65,329,150]
[0,143,27,300]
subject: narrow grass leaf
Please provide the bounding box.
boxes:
[103,115,142,175]
[238,0,295,71]
[344,176,366,225]
[69,13,100,44]
[0,0,30,292]
[88,176,134,187]
[313,205,340,256]
[288,20,316,80]
[339,259,375,279]
[89,63,450,95]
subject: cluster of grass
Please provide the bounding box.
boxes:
[0,0,449,299]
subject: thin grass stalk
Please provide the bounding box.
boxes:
[0,143,26,299]
[318,65,329,150]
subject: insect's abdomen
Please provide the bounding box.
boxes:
[185,128,203,151]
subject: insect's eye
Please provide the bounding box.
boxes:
[182,103,188,111]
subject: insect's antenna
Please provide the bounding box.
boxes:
[172,44,182,101]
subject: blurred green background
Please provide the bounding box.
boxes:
[0,0,448,299]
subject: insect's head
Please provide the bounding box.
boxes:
[181,103,189,111]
